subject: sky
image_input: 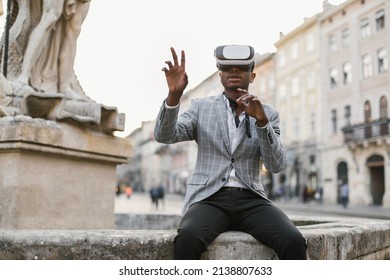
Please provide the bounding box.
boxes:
[5,0,346,137]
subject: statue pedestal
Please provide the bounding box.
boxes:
[0,116,131,229]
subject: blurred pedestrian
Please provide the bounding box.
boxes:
[303,185,309,203]
[125,186,133,199]
[150,186,164,210]
[340,181,349,209]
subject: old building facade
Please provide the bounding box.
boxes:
[121,0,390,207]
[274,13,322,201]
[320,0,390,206]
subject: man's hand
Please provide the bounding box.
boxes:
[162,47,188,106]
[236,88,269,127]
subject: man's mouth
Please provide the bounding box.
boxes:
[227,75,240,81]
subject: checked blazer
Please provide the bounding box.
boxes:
[154,93,287,215]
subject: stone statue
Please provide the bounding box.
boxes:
[0,0,124,134]
[17,0,90,100]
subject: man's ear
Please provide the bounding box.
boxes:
[250,72,256,82]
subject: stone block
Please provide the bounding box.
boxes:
[0,117,131,229]
[1,216,389,260]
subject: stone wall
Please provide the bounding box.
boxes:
[115,214,181,230]
[0,118,131,229]
[0,215,389,260]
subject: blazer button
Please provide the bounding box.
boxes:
[231,158,235,163]
[222,178,226,182]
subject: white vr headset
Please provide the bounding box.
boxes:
[214,45,255,70]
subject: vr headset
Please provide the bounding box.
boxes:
[214,45,255,70]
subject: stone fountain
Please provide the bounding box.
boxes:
[0,0,131,229]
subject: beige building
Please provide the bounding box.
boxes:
[118,119,163,192]
[122,0,390,207]
[320,0,390,206]
[274,13,322,200]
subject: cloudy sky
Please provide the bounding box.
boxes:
[4,0,346,137]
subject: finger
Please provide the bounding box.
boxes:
[236,91,251,102]
[165,60,173,69]
[181,50,186,68]
[170,47,179,65]
[237,88,249,94]
[237,94,256,106]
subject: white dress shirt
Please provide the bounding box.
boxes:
[223,95,249,189]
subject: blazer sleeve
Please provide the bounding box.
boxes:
[255,107,287,173]
[154,100,198,144]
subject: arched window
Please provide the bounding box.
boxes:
[342,62,352,84]
[329,67,338,88]
[366,154,385,205]
[379,96,389,135]
[375,9,385,31]
[329,35,338,52]
[331,109,337,134]
[341,28,350,48]
[344,105,351,126]
[377,48,388,74]
[364,100,372,122]
[360,17,371,38]
[362,54,372,79]
[380,96,388,118]
[364,100,372,138]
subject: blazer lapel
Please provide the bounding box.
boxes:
[215,94,231,154]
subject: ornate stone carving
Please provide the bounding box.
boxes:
[0,0,124,134]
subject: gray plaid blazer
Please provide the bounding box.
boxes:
[154,94,286,215]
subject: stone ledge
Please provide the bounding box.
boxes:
[1,216,389,260]
[0,116,131,163]
[115,214,181,230]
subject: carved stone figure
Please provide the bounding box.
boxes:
[18,0,90,100]
[0,0,124,134]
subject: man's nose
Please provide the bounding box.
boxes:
[228,67,241,73]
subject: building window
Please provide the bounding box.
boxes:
[294,117,300,138]
[344,105,351,126]
[269,72,275,90]
[310,112,316,134]
[278,83,286,100]
[291,42,299,60]
[306,69,315,89]
[329,67,338,88]
[331,109,337,134]
[329,35,337,52]
[306,33,315,53]
[342,62,352,85]
[375,9,385,31]
[360,17,370,38]
[380,96,388,118]
[377,48,388,74]
[364,100,372,122]
[278,51,285,67]
[341,28,350,48]
[362,54,373,79]
[292,77,299,96]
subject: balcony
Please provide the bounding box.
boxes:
[342,118,390,145]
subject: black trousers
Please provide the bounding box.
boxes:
[174,188,307,260]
